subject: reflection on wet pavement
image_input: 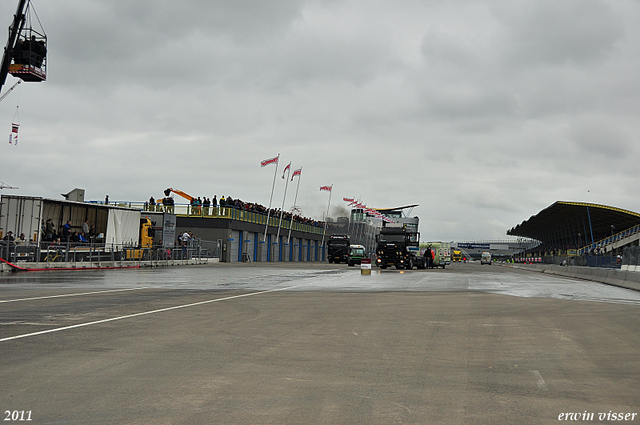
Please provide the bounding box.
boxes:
[1,265,639,306]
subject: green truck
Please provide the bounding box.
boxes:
[420,242,452,269]
[347,244,367,266]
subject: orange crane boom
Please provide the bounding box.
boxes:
[168,188,194,202]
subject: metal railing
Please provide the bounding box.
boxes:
[1,239,214,267]
[578,224,640,255]
[141,203,327,236]
[514,253,622,268]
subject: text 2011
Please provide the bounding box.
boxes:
[4,411,32,421]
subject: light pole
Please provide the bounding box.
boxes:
[610,225,615,267]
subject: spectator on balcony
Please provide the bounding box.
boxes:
[62,221,72,241]
[45,218,55,240]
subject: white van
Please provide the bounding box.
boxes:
[481,252,492,265]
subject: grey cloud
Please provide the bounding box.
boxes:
[569,121,630,159]
[496,0,623,66]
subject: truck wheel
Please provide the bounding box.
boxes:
[328,259,333,263]
[407,259,413,270]
[380,265,387,269]
[348,261,353,267]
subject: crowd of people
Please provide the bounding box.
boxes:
[39,218,95,244]
[2,218,92,247]
[146,192,329,229]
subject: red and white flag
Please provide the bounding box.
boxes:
[320,185,332,191]
[282,162,291,179]
[261,156,279,167]
[291,168,301,181]
[343,198,355,203]
[9,123,18,145]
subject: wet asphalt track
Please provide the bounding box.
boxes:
[1,262,639,424]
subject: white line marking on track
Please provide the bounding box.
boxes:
[0,287,149,303]
[530,369,548,391]
[0,283,310,343]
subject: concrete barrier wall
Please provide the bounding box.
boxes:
[1,258,209,272]
[508,264,640,292]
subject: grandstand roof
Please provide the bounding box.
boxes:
[507,201,640,247]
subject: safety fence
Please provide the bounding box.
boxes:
[518,254,621,268]
[0,239,215,267]
[622,245,640,272]
[515,224,640,268]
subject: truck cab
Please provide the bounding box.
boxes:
[347,244,366,266]
[375,223,425,270]
[327,234,350,263]
[481,252,492,265]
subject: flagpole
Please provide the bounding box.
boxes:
[321,184,333,248]
[263,154,280,242]
[287,168,302,244]
[276,165,292,243]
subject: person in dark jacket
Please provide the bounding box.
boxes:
[62,221,72,241]
[424,246,433,269]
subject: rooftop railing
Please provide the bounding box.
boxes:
[139,203,327,236]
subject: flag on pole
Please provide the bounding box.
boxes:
[262,153,280,242]
[287,167,303,243]
[320,184,333,247]
[282,162,291,179]
[290,168,301,181]
[343,197,355,203]
[261,156,279,167]
[9,123,19,145]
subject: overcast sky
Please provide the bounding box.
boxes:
[1,0,639,242]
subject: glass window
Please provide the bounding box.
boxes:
[380,234,405,242]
